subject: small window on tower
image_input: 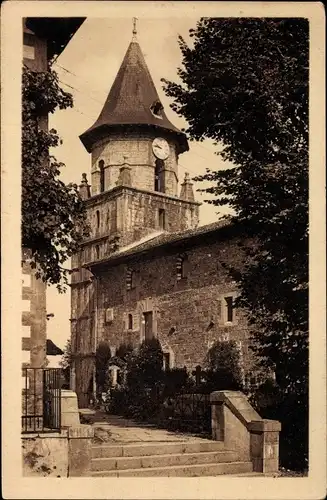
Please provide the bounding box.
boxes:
[128,314,133,330]
[95,245,100,260]
[225,296,234,323]
[99,160,105,192]
[158,209,166,230]
[96,210,100,229]
[150,100,164,119]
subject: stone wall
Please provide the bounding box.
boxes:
[22,425,94,477]
[94,230,256,373]
[90,132,179,196]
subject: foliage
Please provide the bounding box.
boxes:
[22,65,90,291]
[163,18,308,468]
[109,338,164,420]
[126,338,164,390]
[95,341,111,393]
[250,379,308,471]
[203,340,243,391]
[59,338,72,370]
[59,339,72,388]
[115,342,134,362]
[163,367,192,396]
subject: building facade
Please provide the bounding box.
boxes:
[22,18,85,420]
[71,32,258,404]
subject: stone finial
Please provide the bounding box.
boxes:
[132,17,138,41]
[180,171,195,202]
[79,173,91,200]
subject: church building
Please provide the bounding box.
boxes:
[70,29,256,404]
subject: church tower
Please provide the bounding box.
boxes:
[79,24,199,254]
[70,24,199,401]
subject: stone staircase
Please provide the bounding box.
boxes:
[91,440,254,477]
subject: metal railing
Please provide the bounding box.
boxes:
[22,367,62,433]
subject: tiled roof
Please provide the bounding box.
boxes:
[46,339,64,356]
[85,219,232,270]
[80,40,188,153]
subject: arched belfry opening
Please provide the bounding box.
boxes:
[99,160,105,192]
[154,159,165,193]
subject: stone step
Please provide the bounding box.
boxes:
[91,450,238,472]
[92,440,225,459]
[91,460,254,477]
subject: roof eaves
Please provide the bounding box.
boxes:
[84,219,232,271]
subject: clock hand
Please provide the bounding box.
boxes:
[156,144,162,149]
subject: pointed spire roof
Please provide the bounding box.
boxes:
[80,39,188,154]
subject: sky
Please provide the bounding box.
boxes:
[46,17,233,349]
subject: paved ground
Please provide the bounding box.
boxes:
[88,411,212,444]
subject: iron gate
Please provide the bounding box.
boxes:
[22,368,62,433]
[164,390,211,435]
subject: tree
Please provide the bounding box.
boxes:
[59,338,72,388]
[126,338,164,390]
[205,340,243,391]
[163,18,308,468]
[22,65,90,292]
[95,341,112,393]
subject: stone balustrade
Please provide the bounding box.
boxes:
[210,390,281,473]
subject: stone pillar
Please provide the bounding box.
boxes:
[180,172,195,201]
[61,390,80,427]
[116,159,132,187]
[68,425,94,477]
[210,390,281,472]
[248,420,281,473]
[79,173,91,200]
[91,168,101,196]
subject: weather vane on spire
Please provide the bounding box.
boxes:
[132,17,138,40]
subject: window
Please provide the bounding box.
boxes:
[99,160,105,192]
[176,254,189,280]
[225,296,234,322]
[143,311,153,340]
[96,210,100,229]
[158,209,166,230]
[163,352,170,371]
[154,159,165,192]
[150,100,164,118]
[128,314,133,330]
[95,245,100,259]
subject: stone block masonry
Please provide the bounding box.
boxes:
[210,391,281,474]
[95,231,254,372]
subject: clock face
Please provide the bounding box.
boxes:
[152,137,170,160]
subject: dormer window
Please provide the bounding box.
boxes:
[150,100,164,119]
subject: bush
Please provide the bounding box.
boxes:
[95,341,111,394]
[163,367,192,396]
[203,340,244,392]
[250,379,308,471]
[109,338,164,421]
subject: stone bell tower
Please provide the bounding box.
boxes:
[78,22,199,255]
[70,22,199,401]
